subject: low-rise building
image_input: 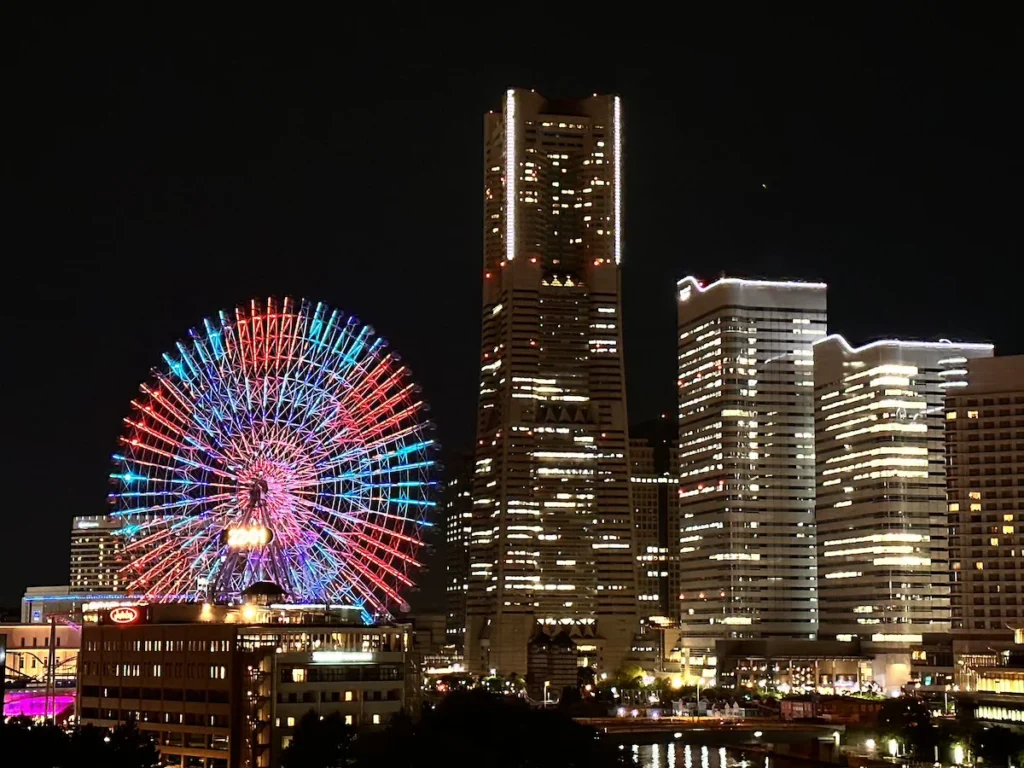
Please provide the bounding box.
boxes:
[1,622,80,721]
[780,694,882,723]
[78,599,414,768]
[1,623,80,687]
[969,627,1024,729]
[717,638,870,694]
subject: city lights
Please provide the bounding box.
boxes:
[1,24,1020,768]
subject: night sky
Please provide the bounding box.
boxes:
[3,9,1020,609]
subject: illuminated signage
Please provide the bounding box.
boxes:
[225,526,273,549]
[109,606,141,624]
[84,601,138,612]
[76,521,100,529]
[311,651,373,664]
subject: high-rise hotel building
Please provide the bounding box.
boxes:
[675,278,826,672]
[946,355,1024,650]
[466,90,635,675]
[70,515,126,594]
[813,337,992,689]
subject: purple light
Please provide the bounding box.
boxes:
[4,689,76,720]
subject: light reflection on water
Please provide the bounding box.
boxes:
[633,743,758,768]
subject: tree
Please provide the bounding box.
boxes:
[401,689,631,768]
[107,717,160,768]
[505,672,527,695]
[0,717,158,768]
[974,726,1024,766]
[615,662,645,687]
[558,686,582,708]
[281,710,353,768]
[0,717,71,768]
[878,697,937,758]
[354,710,417,766]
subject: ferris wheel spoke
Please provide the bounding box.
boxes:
[319,529,401,609]
[123,415,216,459]
[290,496,424,546]
[343,539,418,581]
[322,425,425,468]
[343,374,411,422]
[118,436,237,481]
[153,369,244,448]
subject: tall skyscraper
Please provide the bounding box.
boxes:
[70,515,125,593]
[629,418,679,625]
[946,355,1024,651]
[675,277,826,677]
[813,337,993,690]
[466,89,634,675]
[443,459,472,652]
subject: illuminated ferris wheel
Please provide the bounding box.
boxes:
[109,297,436,615]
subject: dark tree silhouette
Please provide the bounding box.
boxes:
[106,717,160,768]
[378,690,631,768]
[0,717,158,768]
[878,697,937,757]
[281,710,353,768]
[975,726,1024,765]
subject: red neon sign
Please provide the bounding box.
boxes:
[109,606,141,624]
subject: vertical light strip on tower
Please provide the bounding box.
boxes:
[613,95,622,264]
[505,89,517,261]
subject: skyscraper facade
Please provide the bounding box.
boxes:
[466,89,635,675]
[813,337,993,684]
[629,419,679,625]
[443,461,472,652]
[675,277,826,675]
[946,355,1024,650]
[70,515,125,594]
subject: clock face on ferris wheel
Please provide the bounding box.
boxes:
[109,297,436,616]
